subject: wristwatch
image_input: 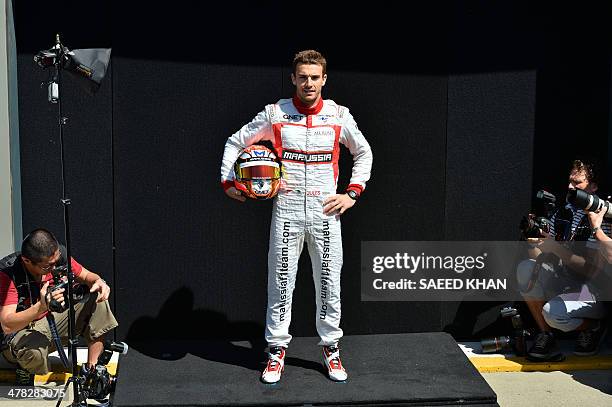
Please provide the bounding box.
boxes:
[347,190,359,200]
[592,226,601,237]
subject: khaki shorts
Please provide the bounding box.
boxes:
[2,293,118,374]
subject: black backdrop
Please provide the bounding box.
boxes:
[12,1,612,341]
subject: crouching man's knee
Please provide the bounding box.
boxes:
[542,300,583,332]
[4,330,52,375]
[13,346,50,375]
[516,259,536,294]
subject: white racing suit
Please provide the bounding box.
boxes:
[221,96,373,347]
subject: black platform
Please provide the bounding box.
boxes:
[113,332,497,406]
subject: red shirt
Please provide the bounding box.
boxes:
[0,257,83,319]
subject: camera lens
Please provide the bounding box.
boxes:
[105,340,129,354]
[481,336,511,353]
[567,189,599,210]
[567,189,612,218]
[500,307,517,318]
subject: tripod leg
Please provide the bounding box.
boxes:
[55,376,72,407]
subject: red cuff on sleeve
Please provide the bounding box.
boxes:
[346,184,364,195]
[221,180,234,192]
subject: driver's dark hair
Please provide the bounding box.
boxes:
[292,50,327,75]
[21,228,59,263]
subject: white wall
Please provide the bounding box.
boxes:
[0,0,22,254]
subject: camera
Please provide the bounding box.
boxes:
[520,215,552,239]
[566,188,612,219]
[480,306,530,356]
[47,264,90,313]
[78,340,128,403]
[520,190,557,239]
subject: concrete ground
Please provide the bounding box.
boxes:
[465,339,612,406]
[483,370,612,407]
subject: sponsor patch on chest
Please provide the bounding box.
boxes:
[282,149,333,163]
[311,128,336,137]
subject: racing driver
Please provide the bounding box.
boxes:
[220,49,373,384]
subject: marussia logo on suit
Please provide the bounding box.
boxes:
[282,150,332,163]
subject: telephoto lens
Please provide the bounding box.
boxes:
[566,189,612,218]
[481,336,512,353]
[536,190,556,204]
[105,340,128,355]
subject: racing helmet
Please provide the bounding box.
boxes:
[233,145,281,200]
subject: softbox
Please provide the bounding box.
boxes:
[64,48,112,94]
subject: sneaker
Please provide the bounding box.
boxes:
[527,331,562,360]
[15,366,34,386]
[91,397,111,407]
[322,345,347,381]
[261,346,285,384]
[574,321,608,356]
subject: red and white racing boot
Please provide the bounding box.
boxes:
[261,346,286,384]
[322,345,348,381]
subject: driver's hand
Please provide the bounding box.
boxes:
[225,186,246,202]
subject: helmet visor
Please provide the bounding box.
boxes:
[237,162,280,180]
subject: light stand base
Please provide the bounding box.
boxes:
[55,374,86,407]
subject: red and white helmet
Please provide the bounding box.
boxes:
[233,145,281,200]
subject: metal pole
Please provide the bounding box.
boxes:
[53,34,82,405]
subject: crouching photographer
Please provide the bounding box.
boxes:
[0,228,118,388]
[516,159,610,361]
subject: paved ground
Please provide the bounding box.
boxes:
[483,370,612,406]
[466,339,612,406]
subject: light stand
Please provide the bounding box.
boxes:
[34,34,111,407]
[51,34,83,407]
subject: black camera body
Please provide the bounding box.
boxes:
[481,306,531,356]
[79,341,128,401]
[520,190,557,239]
[47,264,90,313]
[520,215,552,239]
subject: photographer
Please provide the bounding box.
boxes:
[0,228,118,385]
[517,160,609,360]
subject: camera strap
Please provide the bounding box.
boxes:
[46,313,69,369]
[0,332,15,352]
